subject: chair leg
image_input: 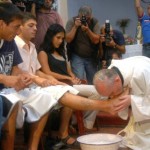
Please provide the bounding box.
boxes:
[75,110,85,135]
[1,102,20,150]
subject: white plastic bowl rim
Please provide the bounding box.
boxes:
[77,133,122,146]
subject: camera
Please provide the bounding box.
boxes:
[80,15,87,26]
[105,20,111,44]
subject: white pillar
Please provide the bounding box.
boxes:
[57,0,68,26]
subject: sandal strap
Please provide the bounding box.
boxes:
[61,135,71,144]
[61,135,80,149]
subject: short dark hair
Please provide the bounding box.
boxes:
[22,12,36,24]
[0,2,23,24]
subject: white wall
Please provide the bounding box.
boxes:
[57,0,68,26]
[66,0,142,38]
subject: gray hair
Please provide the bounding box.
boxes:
[93,69,118,85]
[78,5,92,16]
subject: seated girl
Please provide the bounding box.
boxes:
[38,24,80,85]
[38,24,102,131]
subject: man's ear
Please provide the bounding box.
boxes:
[114,76,121,83]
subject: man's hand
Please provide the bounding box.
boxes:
[105,37,116,47]
[114,95,131,112]
[112,87,130,112]
[2,75,32,91]
[99,34,105,43]
[99,34,116,47]
[74,18,81,28]
[21,73,33,87]
[81,24,89,32]
[106,87,130,115]
[71,77,81,85]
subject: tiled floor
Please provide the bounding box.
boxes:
[15,126,126,150]
[14,110,129,150]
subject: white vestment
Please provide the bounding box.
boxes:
[109,56,150,150]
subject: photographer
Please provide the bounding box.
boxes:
[100,23,125,68]
[66,5,100,85]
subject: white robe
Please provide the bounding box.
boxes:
[109,56,150,150]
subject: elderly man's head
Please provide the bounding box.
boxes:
[78,5,92,22]
[93,69,123,98]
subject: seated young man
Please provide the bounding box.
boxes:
[14,12,79,149]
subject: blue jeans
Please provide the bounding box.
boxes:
[0,96,8,139]
[71,54,97,84]
[143,44,150,58]
[0,96,3,138]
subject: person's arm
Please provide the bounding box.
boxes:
[30,71,63,86]
[66,61,81,84]
[12,66,33,88]
[100,37,126,54]
[35,70,65,85]
[0,67,32,91]
[81,22,100,44]
[65,18,81,43]
[113,43,126,54]
[66,61,75,78]
[31,3,36,17]
[135,0,144,17]
[38,51,72,81]
[104,30,126,54]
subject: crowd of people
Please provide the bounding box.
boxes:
[0,0,150,150]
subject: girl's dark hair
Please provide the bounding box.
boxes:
[0,3,23,24]
[39,24,66,57]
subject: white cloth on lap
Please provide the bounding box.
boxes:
[0,85,79,128]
